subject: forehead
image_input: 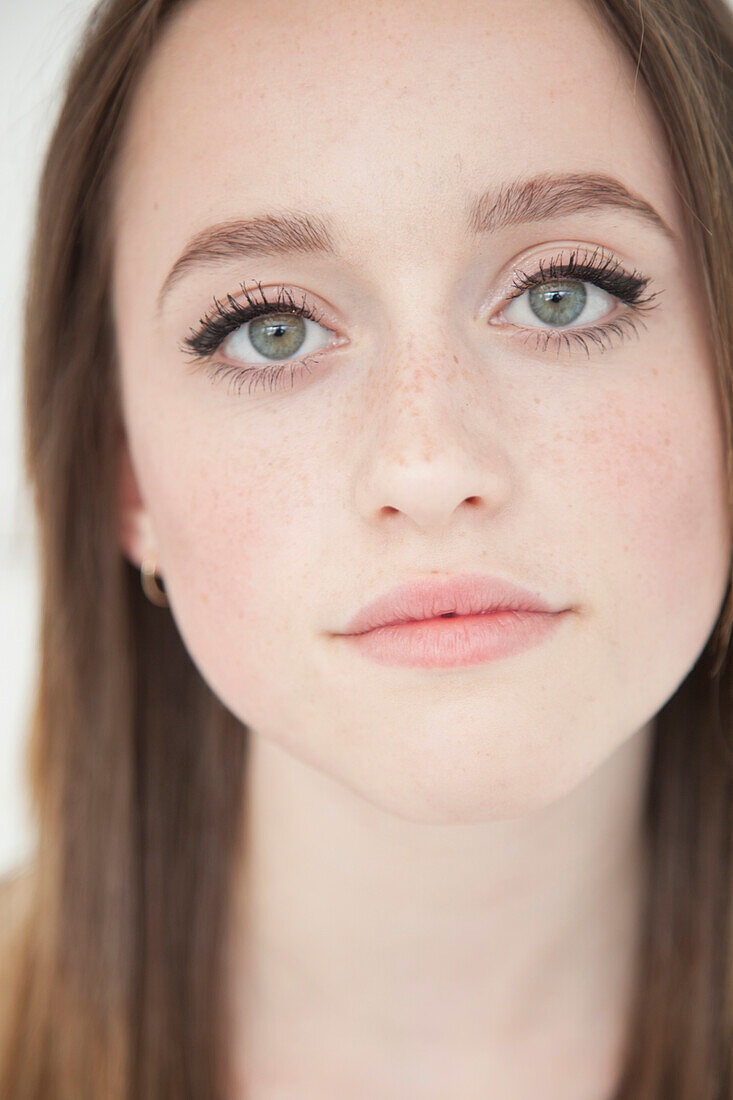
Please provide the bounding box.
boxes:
[111,0,681,302]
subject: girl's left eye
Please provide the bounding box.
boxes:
[494,244,660,357]
[502,278,616,329]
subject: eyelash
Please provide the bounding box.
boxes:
[180,244,661,396]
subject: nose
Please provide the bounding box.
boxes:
[352,337,513,534]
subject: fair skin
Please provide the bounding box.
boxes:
[112,0,732,1096]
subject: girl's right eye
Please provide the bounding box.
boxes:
[221,309,332,366]
[179,281,341,396]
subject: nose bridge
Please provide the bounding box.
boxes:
[359,344,497,517]
[363,262,487,455]
[367,255,465,401]
[350,255,512,532]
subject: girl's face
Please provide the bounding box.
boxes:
[113,0,731,822]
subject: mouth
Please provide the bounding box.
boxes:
[338,574,564,637]
[337,604,568,669]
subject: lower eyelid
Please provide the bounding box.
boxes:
[502,312,647,358]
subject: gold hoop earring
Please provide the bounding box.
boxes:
[140,552,169,608]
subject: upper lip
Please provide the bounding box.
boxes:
[337,574,565,636]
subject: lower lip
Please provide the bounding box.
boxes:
[339,610,568,668]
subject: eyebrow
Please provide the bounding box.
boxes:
[156,170,677,313]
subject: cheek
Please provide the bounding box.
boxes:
[570,370,731,684]
[136,412,322,717]
[601,406,725,590]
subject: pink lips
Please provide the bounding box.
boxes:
[337,573,560,636]
[333,574,570,669]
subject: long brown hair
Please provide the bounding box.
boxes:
[0,0,731,1095]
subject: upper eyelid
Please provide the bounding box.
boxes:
[181,284,340,355]
[506,246,650,293]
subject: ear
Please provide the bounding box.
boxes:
[116,434,156,570]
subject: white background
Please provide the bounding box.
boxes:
[1,0,732,877]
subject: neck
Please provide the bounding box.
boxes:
[227,721,654,1098]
